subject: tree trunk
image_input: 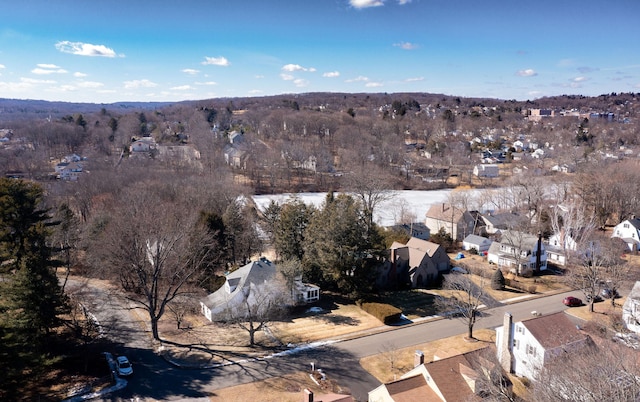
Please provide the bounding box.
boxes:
[151,317,160,340]
[468,324,473,339]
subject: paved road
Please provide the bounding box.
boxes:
[72,278,578,402]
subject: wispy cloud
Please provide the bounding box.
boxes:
[293,79,309,87]
[350,0,384,8]
[516,69,537,77]
[22,77,56,84]
[77,81,104,88]
[123,79,158,89]
[195,81,217,86]
[0,64,5,69]
[393,41,419,50]
[282,64,316,72]
[202,56,230,66]
[280,73,295,81]
[182,68,200,75]
[405,77,424,82]
[32,64,68,75]
[365,82,383,87]
[171,85,193,90]
[345,75,369,83]
[55,41,119,57]
[577,66,597,74]
[572,76,589,83]
[73,72,87,78]
[350,0,409,8]
[323,71,340,78]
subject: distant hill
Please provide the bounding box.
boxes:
[0,98,177,122]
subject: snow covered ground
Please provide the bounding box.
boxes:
[252,189,454,227]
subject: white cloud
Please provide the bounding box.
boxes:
[182,68,200,75]
[365,82,383,87]
[55,41,118,57]
[248,89,264,95]
[74,72,87,78]
[202,56,230,66]
[393,41,419,50]
[573,76,588,82]
[21,77,56,84]
[280,73,295,81]
[195,81,217,86]
[516,69,537,77]
[397,0,412,4]
[323,71,340,78]
[171,85,193,90]
[32,66,68,75]
[0,64,5,69]
[345,76,369,83]
[123,79,158,89]
[350,0,384,8]
[282,63,315,72]
[405,77,424,82]
[293,79,309,87]
[77,81,104,88]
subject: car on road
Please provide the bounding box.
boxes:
[116,355,133,376]
[563,296,582,307]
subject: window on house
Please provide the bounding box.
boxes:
[527,345,537,357]
[513,339,519,350]
[624,223,630,229]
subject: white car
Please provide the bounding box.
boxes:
[116,356,133,376]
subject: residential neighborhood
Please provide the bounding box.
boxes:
[2,90,640,401]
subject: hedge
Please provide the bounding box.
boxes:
[357,301,402,324]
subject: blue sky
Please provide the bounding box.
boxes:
[1,0,639,103]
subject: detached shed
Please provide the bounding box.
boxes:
[462,234,492,254]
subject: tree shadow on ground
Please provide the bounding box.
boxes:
[310,314,361,326]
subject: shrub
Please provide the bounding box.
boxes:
[358,301,402,324]
[468,247,479,255]
[528,285,537,294]
[491,269,505,290]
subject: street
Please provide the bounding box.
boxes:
[72,278,577,401]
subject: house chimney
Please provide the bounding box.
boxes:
[499,313,513,373]
[303,388,314,402]
[414,350,425,367]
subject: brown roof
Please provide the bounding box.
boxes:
[423,348,487,402]
[425,203,466,223]
[406,237,441,257]
[385,374,440,401]
[522,312,589,350]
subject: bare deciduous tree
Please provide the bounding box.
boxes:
[100,182,215,340]
[436,274,487,339]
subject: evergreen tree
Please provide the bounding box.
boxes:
[491,268,505,290]
[274,198,313,261]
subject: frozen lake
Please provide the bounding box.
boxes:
[252,189,454,227]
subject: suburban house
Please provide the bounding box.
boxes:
[623,281,640,335]
[487,230,547,274]
[425,203,483,241]
[129,136,157,154]
[55,161,83,181]
[545,229,582,267]
[388,222,430,240]
[612,217,640,252]
[480,212,525,235]
[369,346,511,402]
[200,258,278,321]
[495,312,591,381]
[291,275,320,305]
[223,144,248,169]
[473,164,499,178]
[378,237,450,289]
[462,234,492,254]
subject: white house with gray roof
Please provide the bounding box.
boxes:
[612,218,640,252]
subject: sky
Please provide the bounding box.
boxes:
[1,0,639,104]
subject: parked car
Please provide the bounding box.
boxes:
[116,356,133,376]
[563,296,582,307]
[601,288,619,299]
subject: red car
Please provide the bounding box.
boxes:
[563,296,582,307]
